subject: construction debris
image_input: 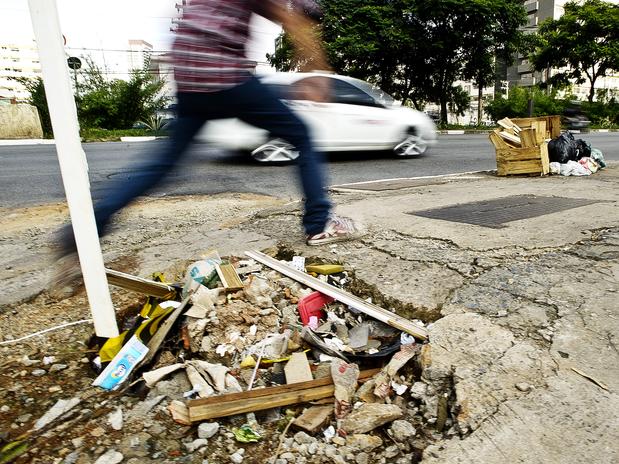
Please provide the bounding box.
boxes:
[48,249,435,463]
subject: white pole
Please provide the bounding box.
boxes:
[28,0,119,337]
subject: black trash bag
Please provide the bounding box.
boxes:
[574,138,591,159]
[548,131,577,163]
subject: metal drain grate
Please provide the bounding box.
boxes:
[409,195,599,228]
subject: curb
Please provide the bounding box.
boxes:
[0,139,56,146]
[119,136,157,142]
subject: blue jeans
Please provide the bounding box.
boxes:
[60,76,331,253]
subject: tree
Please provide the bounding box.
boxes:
[269,0,527,124]
[78,57,169,129]
[460,0,527,124]
[530,0,619,103]
[409,0,526,124]
[484,86,566,121]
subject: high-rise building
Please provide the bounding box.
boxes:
[506,0,619,100]
[0,40,42,102]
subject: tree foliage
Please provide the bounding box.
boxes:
[78,57,169,129]
[268,0,527,124]
[13,57,170,134]
[530,0,619,103]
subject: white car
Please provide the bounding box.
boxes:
[198,72,437,163]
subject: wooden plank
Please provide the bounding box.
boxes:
[187,368,380,422]
[499,163,543,175]
[540,142,550,175]
[245,251,428,340]
[495,147,542,161]
[215,263,244,291]
[139,294,192,368]
[498,131,521,147]
[520,128,537,148]
[489,131,508,149]
[189,368,380,407]
[512,116,561,139]
[497,117,521,133]
[105,268,176,299]
[530,121,546,144]
[190,385,335,421]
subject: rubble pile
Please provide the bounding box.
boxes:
[1,249,454,464]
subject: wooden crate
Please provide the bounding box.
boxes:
[489,115,558,176]
[511,115,561,139]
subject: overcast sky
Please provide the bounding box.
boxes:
[1,0,280,62]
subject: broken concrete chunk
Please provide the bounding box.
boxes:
[94,450,123,464]
[345,434,383,452]
[388,420,416,442]
[355,378,380,404]
[198,422,220,439]
[107,407,123,431]
[331,359,360,419]
[169,400,191,425]
[348,324,370,350]
[284,352,313,384]
[293,406,333,433]
[409,381,428,400]
[186,318,208,353]
[244,275,275,308]
[341,403,403,434]
[34,397,81,430]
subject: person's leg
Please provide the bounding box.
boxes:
[231,77,331,235]
[57,92,211,254]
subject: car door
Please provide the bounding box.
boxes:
[284,76,341,149]
[329,79,394,149]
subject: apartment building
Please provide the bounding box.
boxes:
[128,39,153,72]
[0,40,41,102]
[507,0,619,99]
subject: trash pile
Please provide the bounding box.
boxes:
[78,250,432,462]
[548,131,607,176]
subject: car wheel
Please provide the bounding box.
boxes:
[393,131,427,157]
[251,139,300,163]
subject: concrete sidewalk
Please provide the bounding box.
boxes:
[248,166,619,463]
[1,161,616,463]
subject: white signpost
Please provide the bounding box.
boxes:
[28,0,119,337]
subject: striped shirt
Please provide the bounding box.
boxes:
[172,0,282,93]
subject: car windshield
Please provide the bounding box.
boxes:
[345,78,397,107]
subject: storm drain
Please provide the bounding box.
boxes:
[409,194,599,228]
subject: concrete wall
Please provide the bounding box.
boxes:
[0,104,43,139]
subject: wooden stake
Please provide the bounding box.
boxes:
[28,0,117,337]
[187,368,380,422]
[105,268,176,299]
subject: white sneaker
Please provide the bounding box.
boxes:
[306,215,359,246]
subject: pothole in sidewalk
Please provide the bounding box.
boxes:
[0,244,460,464]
